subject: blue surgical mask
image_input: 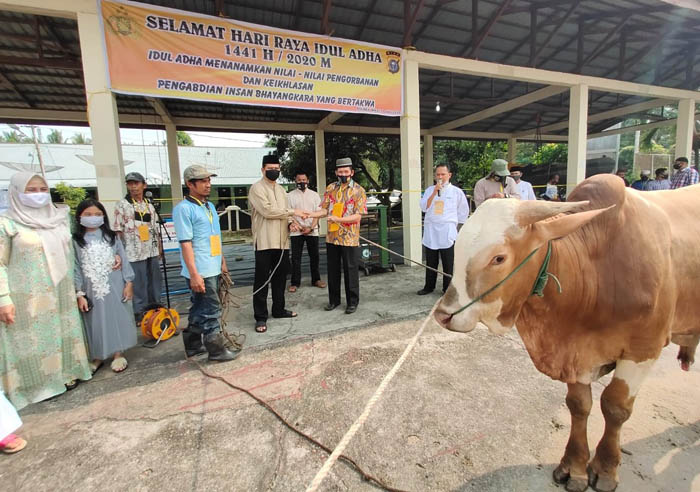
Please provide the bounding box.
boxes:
[18,192,51,209]
[80,215,104,228]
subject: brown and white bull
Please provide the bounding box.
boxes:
[434,174,700,492]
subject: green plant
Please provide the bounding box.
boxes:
[54,182,87,215]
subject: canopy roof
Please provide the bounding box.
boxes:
[0,0,698,137]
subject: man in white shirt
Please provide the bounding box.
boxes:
[417,164,469,295]
[510,166,536,201]
[287,171,326,292]
[473,159,521,207]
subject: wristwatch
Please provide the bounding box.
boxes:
[76,290,86,298]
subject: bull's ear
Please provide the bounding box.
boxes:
[532,205,614,241]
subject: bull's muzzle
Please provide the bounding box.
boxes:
[433,307,453,329]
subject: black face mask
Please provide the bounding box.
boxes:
[296,182,307,191]
[641,175,649,181]
[265,169,280,181]
[338,175,349,184]
[673,162,682,170]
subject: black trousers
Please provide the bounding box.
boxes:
[424,245,454,293]
[290,235,321,286]
[253,249,290,322]
[327,243,360,307]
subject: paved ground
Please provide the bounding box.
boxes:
[2,267,699,492]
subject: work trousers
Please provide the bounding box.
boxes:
[424,245,454,293]
[253,249,290,322]
[327,243,360,307]
[188,275,221,336]
[131,256,162,315]
[290,235,321,286]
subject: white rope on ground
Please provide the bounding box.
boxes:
[305,301,439,492]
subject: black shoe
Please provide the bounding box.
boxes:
[345,305,357,314]
[204,332,241,362]
[182,329,206,357]
[324,303,340,311]
[416,288,433,295]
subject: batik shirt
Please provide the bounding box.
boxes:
[320,180,367,247]
[113,198,160,263]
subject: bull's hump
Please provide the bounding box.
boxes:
[568,174,626,210]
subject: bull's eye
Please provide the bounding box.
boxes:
[491,255,506,265]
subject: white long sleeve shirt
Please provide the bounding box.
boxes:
[420,182,469,250]
[515,180,537,201]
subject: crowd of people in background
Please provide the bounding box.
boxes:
[1,152,698,454]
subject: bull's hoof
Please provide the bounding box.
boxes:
[566,476,590,492]
[587,467,618,492]
[553,465,589,491]
[553,465,570,484]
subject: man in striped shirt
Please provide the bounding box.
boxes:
[670,157,699,189]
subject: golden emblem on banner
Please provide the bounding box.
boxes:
[106,6,138,37]
[386,50,401,74]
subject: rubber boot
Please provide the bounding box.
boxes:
[182,329,206,357]
[204,332,241,362]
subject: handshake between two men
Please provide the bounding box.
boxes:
[289,207,346,234]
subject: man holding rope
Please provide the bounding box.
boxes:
[174,165,240,362]
[307,158,367,314]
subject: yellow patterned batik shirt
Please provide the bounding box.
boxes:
[321,180,367,247]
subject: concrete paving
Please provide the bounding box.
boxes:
[2,267,699,492]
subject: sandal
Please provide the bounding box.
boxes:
[313,280,327,288]
[255,321,267,333]
[0,434,27,454]
[288,285,297,293]
[272,310,297,319]
[90,360,104,375]
[111,357,128,373]
[65,379,79,391]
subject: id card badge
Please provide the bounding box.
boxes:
[329,202,343,232]
[210,235,222,256]
[137,224,150,242]
[433,200,445,215]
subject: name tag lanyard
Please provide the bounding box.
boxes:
[189,196,221,256]
[132,198,151,242]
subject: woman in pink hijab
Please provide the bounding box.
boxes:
[0,172,92,410]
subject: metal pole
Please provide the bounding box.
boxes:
[30,125,46,178]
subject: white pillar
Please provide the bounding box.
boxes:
[400,59,422,265]
[314,129,328,235]
[675,99,695,161]
[507,137,517,163]
[77,11,125,218]
[165,124,183,205]
[423,134,434,189]
[567,84,589,196]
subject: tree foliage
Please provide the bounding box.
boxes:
[433,139,507,190]
[266,134,400,205]
[70,133,92,145]
[54,182,87,215]
[46,129,64,144]
[177,131,194,146]
[532,143,568,165]
[0,131,32,143]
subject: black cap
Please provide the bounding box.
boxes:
[509,166,524,173]
[125,172,146,183]
[676,157,689,163]
[262,154,280,166]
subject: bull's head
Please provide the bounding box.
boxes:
[434,199,610,334]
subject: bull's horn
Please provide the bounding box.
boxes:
[515,200,590,227]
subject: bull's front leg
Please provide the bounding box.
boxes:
[553,382,592,492]
[588,359,654,492]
